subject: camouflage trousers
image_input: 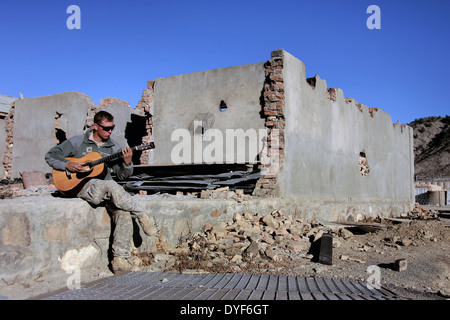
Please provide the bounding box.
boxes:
[77,179,145,258]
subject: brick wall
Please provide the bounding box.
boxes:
[135,80,155,164]
[2,101,15,179]
[253,50,285,197]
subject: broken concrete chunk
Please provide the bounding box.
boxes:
[338,228,354,240]
[245,241,260,259]
[21,170,48,189]
[265,247,281,262]
[394,259,407,271]
[262,214,279,229]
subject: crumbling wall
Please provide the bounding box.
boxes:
[1,49,415,218]
[2,92,93,179]
[134,80,155,164]
[277,49,415,218]
[138,49,414,215]
[2,92,142,179]
[253,50,286,197]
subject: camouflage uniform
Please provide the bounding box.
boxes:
[77,179,147,257]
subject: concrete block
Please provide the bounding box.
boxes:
[394,259,407,272]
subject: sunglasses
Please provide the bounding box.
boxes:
[97,123,115,131]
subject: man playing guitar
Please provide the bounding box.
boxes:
[45,110,156,274]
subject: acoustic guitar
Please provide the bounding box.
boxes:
[52,142,155,196]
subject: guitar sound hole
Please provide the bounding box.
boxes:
[75,169,93,179]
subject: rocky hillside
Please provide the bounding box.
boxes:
[409,116,450,180]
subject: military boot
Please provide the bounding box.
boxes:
[137,214,157,236]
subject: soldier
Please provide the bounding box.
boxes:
[45,110,156,273]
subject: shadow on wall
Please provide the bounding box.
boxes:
[125,113,148,164]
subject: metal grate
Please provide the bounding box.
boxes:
[39,271,400,300]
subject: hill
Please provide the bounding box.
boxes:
[409,115,450,180]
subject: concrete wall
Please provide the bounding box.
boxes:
[277,50,414,218]
[6,92,135,179]
[0,194,294,282]
[151,63,266,165]
[145,49,414,217]
[9,92,93,178]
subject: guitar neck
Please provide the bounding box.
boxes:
[88,144,152,167]
[89,151,123,167]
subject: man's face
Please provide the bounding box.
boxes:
[94,120,115,141]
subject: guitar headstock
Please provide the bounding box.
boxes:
[135,142,155,151]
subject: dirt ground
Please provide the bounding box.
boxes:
[1,204,449,300]
[161,206,450,300]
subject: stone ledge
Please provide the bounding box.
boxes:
[0,194,282,282]
[0,194,412,283]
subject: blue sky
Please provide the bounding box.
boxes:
[1,0,449,124]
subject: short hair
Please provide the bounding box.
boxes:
[94,111,114,124]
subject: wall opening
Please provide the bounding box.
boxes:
[359,151,370,176]
[219,100,228,112]
[125,113,148,165]
[55,112,67,145]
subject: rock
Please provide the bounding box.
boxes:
[339,255,365,264]
[262,214,279,229]
[151,253,176,270]
[265,247,281,262]
[231,255,243,263]
[288,226,304,236]
[233,212,242,222]
[245,241,260,259]
[128,255,143,266]
[225,247,242,257]
[286,241,308,253]
[394,259,407,271]
[243,212,254,221]
[332,239,342,248]
[399,238,413,247]
[338,228,353,240]
[261,232,275,244]
[312,229,324,242]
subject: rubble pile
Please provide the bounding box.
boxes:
[408,203,438,219]
[140,209,348,273]
[131,202,447,277]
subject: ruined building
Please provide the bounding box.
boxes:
[0,49,414,280]
[1,49,414,217]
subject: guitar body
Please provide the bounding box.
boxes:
[51,142,155,196]
[52,152,107,196]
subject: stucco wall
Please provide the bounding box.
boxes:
[151,62,267,165]
[9,92,93,178]
[277,50,414,217]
